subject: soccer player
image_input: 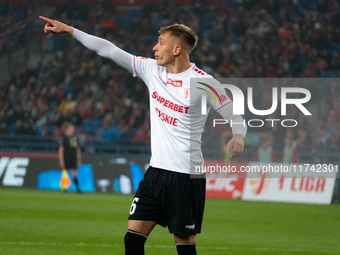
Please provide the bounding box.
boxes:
[40,16,247,255]
[58,122,82,192]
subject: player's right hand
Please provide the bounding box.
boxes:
[39,16,74,35]
[226,134,244,159]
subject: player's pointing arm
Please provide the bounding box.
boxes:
[39,16,134,74]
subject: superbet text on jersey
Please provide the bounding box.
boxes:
[132,56,233,174]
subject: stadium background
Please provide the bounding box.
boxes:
[0,0,340,254]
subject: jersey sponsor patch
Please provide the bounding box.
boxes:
[152,91,190,114]
[155,108,178,126]
[167,78,182,87]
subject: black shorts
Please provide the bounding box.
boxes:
[128,166,206,234]
[64,159,77,169]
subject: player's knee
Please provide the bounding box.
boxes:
[124,230,147,255]
[174,233,196,244]
[174,234,197,255]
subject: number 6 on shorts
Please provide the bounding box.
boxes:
[129,197,139,215]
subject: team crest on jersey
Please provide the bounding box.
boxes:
[183,87,191,99]
[167,78,182,87]
[220,94,229,102]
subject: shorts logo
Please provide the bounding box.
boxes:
[183,87,191,99]
[167,78,182,87]
[185,224,195,230]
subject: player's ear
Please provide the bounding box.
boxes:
[173,44,182,56]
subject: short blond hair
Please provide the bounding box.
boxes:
[159,23,198,52]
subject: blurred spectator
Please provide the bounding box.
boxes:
[131,126,149,146]
[331,52,340,70]
[41,124,51,137]
[253,133,277,162]
[76,127,86,145]
[282,133,298,163]
[331,123,340,147]
[52,126,64,137]
[100,10,115,36]
[84,132,95,154]
[128,108,144,129]
[59,99,72,117]
[326,100,340,126]
[67,108,83,126]
[0,0,339,152]
[312,120,332,147]
[23,121,35,135]
[49,105,63,127]
[77,99,94,119]
[296,127,309,146]
[97,117,121,143]
[117,124,134,144]
[14,119,25,135]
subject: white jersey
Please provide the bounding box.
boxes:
[132,57,233,174]
[72,29,245,174]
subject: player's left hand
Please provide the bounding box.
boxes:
[226,134,244,159]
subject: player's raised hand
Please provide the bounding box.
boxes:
[226,134,244,159]
[39,16,74,35]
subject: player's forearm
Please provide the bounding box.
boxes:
[229,115,247,137]
[72,29,134,73]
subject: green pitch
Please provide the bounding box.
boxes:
[0,187,339,255]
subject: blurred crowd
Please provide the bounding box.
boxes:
[0,0,340,150]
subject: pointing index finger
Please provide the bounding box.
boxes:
[39,16,53,23]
